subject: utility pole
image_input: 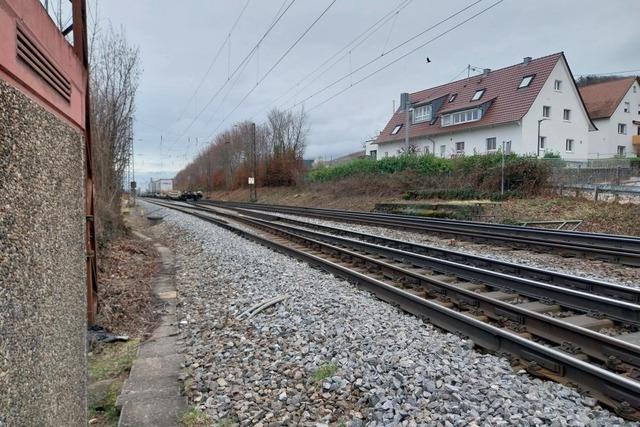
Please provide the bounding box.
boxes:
[501,140,511,195]
[250,122,257,202]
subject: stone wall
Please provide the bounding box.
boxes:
[0,79,87,425]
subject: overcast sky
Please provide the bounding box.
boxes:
[92,0,639,183]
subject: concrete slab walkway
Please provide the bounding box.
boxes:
[116,238,186,426]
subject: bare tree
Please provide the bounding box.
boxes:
[89,25,140,240]
[174,108,308,192]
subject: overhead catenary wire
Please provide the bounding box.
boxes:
[287,0,486,112]
[167,0,251,134]
[250,0,413,120]
[298,0,506,113]
[170,0,297,146]
[206,0,339,138]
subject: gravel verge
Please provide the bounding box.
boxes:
[261,211,640,289]
[140,201,634,426]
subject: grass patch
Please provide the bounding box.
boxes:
[180,407,213,427]
[88,378,124,426]
[87,340,140,425]
[89,339,140,382]
[313,362,338,382]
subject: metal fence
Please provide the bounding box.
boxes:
[543,158,640,187]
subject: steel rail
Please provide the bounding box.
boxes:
[207,204,640,304]
[199,200,640,266]
[146,199,640,419]
[194,205,640,325]
[182,201,640,324]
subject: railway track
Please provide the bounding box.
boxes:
[198,200,640,267]
[145,199,640,420]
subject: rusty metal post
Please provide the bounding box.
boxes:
[72,0,98,325]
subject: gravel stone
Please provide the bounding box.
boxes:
[140,201,635,426]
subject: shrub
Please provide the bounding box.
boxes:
[307,153,550,196]
[306,154,451,182]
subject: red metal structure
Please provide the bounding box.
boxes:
[0,0,98,323]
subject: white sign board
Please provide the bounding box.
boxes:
[248,177,255,185]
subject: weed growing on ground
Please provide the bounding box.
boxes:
[313,362,338,382]
[89,339,140,381]
[180,407,213,427]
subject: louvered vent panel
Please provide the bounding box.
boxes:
[16,26,71,102]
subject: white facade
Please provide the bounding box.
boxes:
[587,80,640,157]
[372,123,522,159]
[521,59,593,159]
[373,56,596,160]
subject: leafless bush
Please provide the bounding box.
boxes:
[174,107,308,191]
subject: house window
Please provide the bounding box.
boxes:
[455,142,465,154]
[471,89,485,101]
[617,146,626,156]
[486,137,497,151]
[554,80,562,91]
[543,106,551,118]
[449,93,457,103]
[440,145,446,157]
[634,86,637,93]
[539,136,546,150]
[369,150,377,158]
[563,109,571,121]
[441,108,482,127]
[618,123,627,134]
[518,75,535,88]
[412,105,432,123]
[565,139,574,152]
[391,124,402,135]
[624,102,630,113]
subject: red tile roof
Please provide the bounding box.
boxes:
[376,53,564,145]
[578,77,638,120]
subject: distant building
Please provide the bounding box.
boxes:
[312,150,366,169]
[373,52,599,160]
[579,77,640,157]
[149,178,173,194]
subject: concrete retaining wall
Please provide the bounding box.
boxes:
[0,79,87,424]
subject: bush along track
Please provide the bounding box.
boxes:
[306,153,551,197]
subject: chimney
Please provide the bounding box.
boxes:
[523,56,532,65]
[482,68,491,76]
[400,92,410,111]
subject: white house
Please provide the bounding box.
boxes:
[579,77,640,158]
[372,53,598,160]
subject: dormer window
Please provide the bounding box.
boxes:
[391,124,403,135]
[518,74,535,88]
[449,93,457,103]
[471,89,485,101]
[412,105,432,123]
[441,107,482,127]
